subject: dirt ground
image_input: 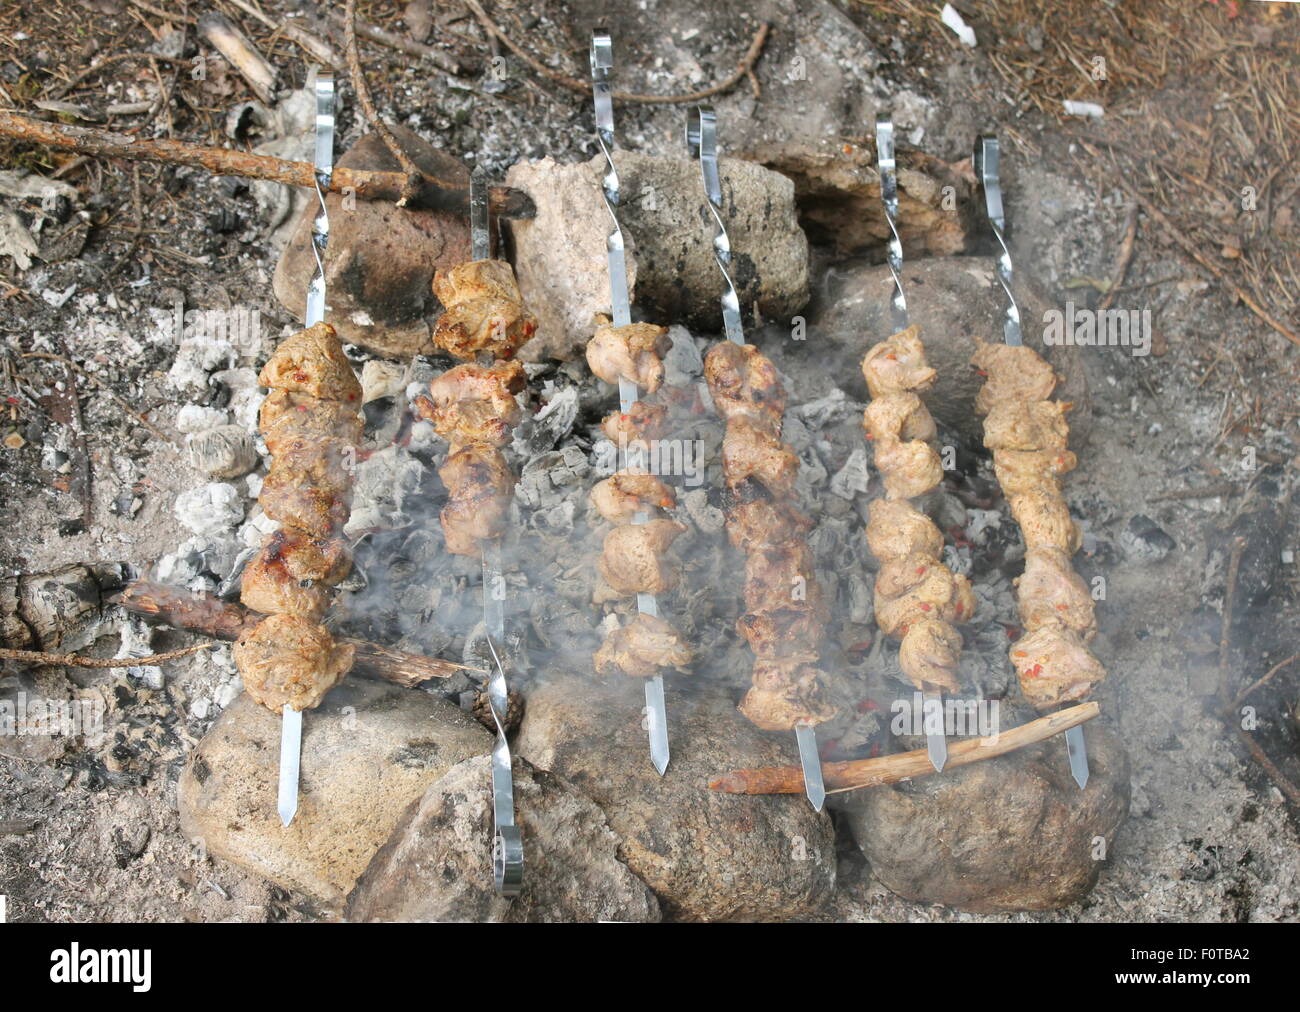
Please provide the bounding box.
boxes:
[1,0,1298,922]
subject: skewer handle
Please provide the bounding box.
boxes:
[875,114,908,332]
[685,106,743,345]
[973,134,1022,346]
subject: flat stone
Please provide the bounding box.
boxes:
[808,256,1093,446]
[273,126,470,358]
[178,678,491,907]
[506,152,808,362]
[844,717,1130,913]
[515,676,836,921]
[346,754,661,922]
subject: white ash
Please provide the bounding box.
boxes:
[406,419,438,454]
[360,359,407,404]
[174,482,245,538]
[345,445,426,537]
[175,404,230,433]
[114,615,164,691]
[964,508,1004,543]
[793,387,855,428]
[186,425,259,479]
[662,325,704,386]
[529,386,580,451]
[847,571,874,625]
[166,330,237,394]
[680,488,726,535]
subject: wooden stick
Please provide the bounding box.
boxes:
[0,642,217,669]
[0,111,536,219]
[708,701,1100,795]
[197,11,279,106]
[118,581,477,688]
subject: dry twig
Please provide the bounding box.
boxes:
[0,643,216,669]
[709,702,1100,795]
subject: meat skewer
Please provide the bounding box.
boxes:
[415,166,535,894]
[687,105,835,811]
[586,29,687,775]
[974,134,1094,788]
[863,114,962,771]
[232,74,349,826]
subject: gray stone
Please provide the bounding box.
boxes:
[178,678,491,907]
[515,677,836,921]
[273,127,470,358]
[506,153,809,362]
[345,755,660,922]
[809,256,1093,446]
[844,717,1130,913]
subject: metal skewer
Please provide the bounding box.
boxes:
[876,114,947,774]
[591,29,670,776]
[974,134,1089,790]
[469,165,525,894]
[279,69,335,828]
[687,105,825,812]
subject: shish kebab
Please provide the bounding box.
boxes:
[687,106,836,812]
[231,72,361,827]
[863,115,975,772]
[973,136,1099,789]
[413,166,536,894]
[585,29,692,775]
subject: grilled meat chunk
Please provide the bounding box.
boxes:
[259,390,363,457]
[258,322,362,404]
[601,401,668,445]
[596,518,686,596]
[587,321,671,392]
[594,613,693,678]
[240,530,351,620]
[590,468,676,524]
[438,444,515,557]
[861,325,937,399]
[432,258,538,360]
[232,613,355,712]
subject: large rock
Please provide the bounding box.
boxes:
[845,718,1130,913]
[506,153,809,361]
[273,126,470,358]
[515,677,835,921]
[346,755,660,922]
[756,140,978,257]
[178,678,491,907]
[808,256,1093,446]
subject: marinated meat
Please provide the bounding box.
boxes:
[597,518,686,596]
[703,341,786,428]
[1010,625,1105,708]
[722,417,799,496]
[602,401,668,444]
[240,530,350,621]
[1016,546,1096,638]
[419,360,526,451]
[590,468,676,524]
[437,444,515,557]
[586,321,671,392]
[432,259,538,360]
[232,614,355,712]
[258,322,362,403]
[259,390,364,457]
[594,613,694,678]
[861,325,937,399]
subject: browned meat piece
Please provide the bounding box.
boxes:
[742,545,826,619]
[703,341,786,429]
[438,444,515,556]
[871,436,943,500]
[864,498,944,563]
[861,326,937,399]
[596,518,686,596]
[727,500,813,553]
[982,399,1072,452]
[1010,625,1105,708]
[431,259,538,360]
[260,440,353,537]
[736,608,824,661]
[722,418,799,496]
[971,337,1058,415]
[240,530,351,620]
[258,322,362,404]
[232,613,355,712]
[259,390,363,457]
[587,321,671,392]
[1008,491,1081,553]
[898,617,964,693]
[418,360,526,451]
[1016,546,1096,638]
[590,468,676,524]
[602,402,668,444]
[593,613,693,678]
[738,674,837,731]
[862,391,937,444]
[993,448,1077,497]
[874,561,975,636]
